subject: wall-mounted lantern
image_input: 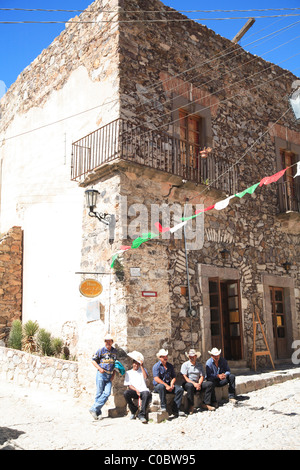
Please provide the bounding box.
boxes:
[283,261,292,273]
[220,248,230,260]
[85,188,115,243]
[85,189,111,226]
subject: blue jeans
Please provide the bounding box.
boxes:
[90,371,113,416]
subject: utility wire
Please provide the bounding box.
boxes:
[1,14,300,24]
[1,22,299,144]
[1,7,300,13]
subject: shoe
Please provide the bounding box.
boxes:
[173,410,186,418]
[189,406,196,415]
[130,413,136,420]
[201,404,216,411]
[212,402,219,409]
[229,397,238,405]
[138,416,147,424]
[89,409,98,420]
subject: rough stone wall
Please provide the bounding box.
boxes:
[0,227,23,343]
[114,0,300,370]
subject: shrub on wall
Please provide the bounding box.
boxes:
[6,320,71,360]
[8,320,22,350]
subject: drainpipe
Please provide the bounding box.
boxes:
[183,202,195,348]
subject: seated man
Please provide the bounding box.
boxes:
[206,348,237,404]
[181,348,216,413]
[152,349,185,418]
[124,351,151,423]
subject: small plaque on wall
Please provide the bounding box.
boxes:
[130,267,141,277]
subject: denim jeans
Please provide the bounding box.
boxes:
[90,371,112,416]
[154,383,183,413]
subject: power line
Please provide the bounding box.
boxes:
[1,7,300,13]
[1,21,299,144]
[1,14,300,24]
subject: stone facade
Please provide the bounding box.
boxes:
[0,227,23,342]
[0,0,299,413]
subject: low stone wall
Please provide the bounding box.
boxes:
[0,347,80,397]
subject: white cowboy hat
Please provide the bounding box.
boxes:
[185,348,201,358]
[128,350,144,364]
[208,347,221,356]
[156,348,169,358]
[104,333,114,341]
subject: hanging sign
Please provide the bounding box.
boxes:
[79,279,103,298]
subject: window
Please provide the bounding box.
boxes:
[280,149,299,211]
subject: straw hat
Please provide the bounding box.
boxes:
[208,347,221,356]
[127,350,144,364]
[104,333,114,341]
[156,348,169,358]
[185,348,201,359]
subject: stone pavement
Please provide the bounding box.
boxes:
[0,364,299,451]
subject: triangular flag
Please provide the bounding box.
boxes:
[259,169,286,187]
[154,222,171,233]
[235,182,260,198]
[169,221,187,233]
[294,161,300,178]
[182,205,215,221]
[131,232,158,249]
[110,246,131,268]
[214,195,235,210]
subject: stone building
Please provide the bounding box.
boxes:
[0,0,299,405]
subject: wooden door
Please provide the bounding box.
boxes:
[209,278,243,360]
[270,287,288,359]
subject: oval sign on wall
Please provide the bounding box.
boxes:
[79,279,103,298]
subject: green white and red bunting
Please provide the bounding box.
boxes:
[110,166,298,268]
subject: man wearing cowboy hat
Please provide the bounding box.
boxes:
[206,348,237,404]
[181,349,216,413]
[152,349,185,418]
[89,333,117,420]
[123,351,151,423]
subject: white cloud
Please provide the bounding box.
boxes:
[0,80,7,99]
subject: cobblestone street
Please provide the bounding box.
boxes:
[0,373,299,451]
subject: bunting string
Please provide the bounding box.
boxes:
[110,165,298,268]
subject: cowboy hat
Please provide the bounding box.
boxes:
[104,333,114,341]
[208,347,221,356]
[156,348,168,358]
[185,348,201,358]
[128,350,144,364]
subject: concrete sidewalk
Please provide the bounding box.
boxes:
[234,363,300,395]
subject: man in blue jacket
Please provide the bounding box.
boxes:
[206,348,237,404]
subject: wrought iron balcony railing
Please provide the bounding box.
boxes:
[71,118,238,194]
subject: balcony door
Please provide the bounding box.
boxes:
[179,110,204,179]
[209,278,243,360]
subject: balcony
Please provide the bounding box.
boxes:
[71,118,238,194]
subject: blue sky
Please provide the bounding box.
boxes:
[0,0,299,98]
